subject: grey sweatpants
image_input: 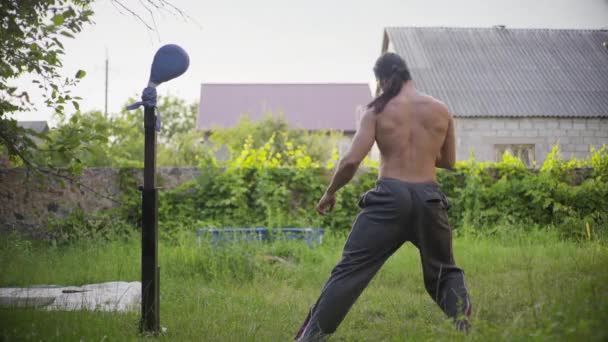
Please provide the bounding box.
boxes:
[295,178,471,341]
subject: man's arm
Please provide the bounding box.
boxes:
[325,109,377,195]
[436,112,456,170]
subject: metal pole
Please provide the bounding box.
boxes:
[104,48,109,117]
[130,43,189,334]
[141,104,159,333]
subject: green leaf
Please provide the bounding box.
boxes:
[52,14,65,26]
[72,101,80,111]
[60,31,75,38]
[75,70,86,79]
[52,38,65,49]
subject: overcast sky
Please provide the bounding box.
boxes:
[11,0,608,124]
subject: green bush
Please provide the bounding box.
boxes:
[51,141,608,244]
[47,209,135,246]
[440,146,608,239]
[155,138,608,240]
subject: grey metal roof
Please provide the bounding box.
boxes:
[17,121,49,134]
[385,27,608,118]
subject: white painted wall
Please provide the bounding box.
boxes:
[455,118,608,165]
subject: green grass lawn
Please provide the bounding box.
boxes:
[1,230,607,341]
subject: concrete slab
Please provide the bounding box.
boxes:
[0,281,141,312]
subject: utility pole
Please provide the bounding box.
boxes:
[105,48,109,117]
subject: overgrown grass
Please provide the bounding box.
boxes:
[1,230,607,341]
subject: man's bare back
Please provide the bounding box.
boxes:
[298,53,471,341]
[375,82,456,183]
[314,51,457,215]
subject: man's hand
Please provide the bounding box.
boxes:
[316,192,337,216]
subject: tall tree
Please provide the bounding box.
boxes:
[0,0,94,169]
[0,0,188,171]
[41,95,199,168]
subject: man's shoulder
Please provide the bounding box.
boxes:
[359,105,378,119]
[419,94,450,118]
[418,93,447,110]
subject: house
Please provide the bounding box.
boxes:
[18,121,49,134]
[1,121,50,167]
[197,83,373,156]
[381,27,608,165]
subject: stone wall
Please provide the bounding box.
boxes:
[455,118,608,164]
[0,165,598,238]
[0,167,200,238]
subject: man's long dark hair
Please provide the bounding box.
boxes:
[367,52,412,114]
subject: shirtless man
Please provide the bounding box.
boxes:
[295,52,471,341]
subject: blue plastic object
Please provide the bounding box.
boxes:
[197,228,324,247]
[149,44,190,85]
[200,228,268,243]
[126,44,189,132]
[268,228,324,245]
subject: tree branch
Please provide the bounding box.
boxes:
[0,132,126,205]
[110,0,155,31]
[110,0,202,33]
[36,166,127,205]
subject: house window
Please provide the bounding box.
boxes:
[494,144,535,167]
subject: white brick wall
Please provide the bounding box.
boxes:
[455,117,608,164]
[559,120,573,129]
